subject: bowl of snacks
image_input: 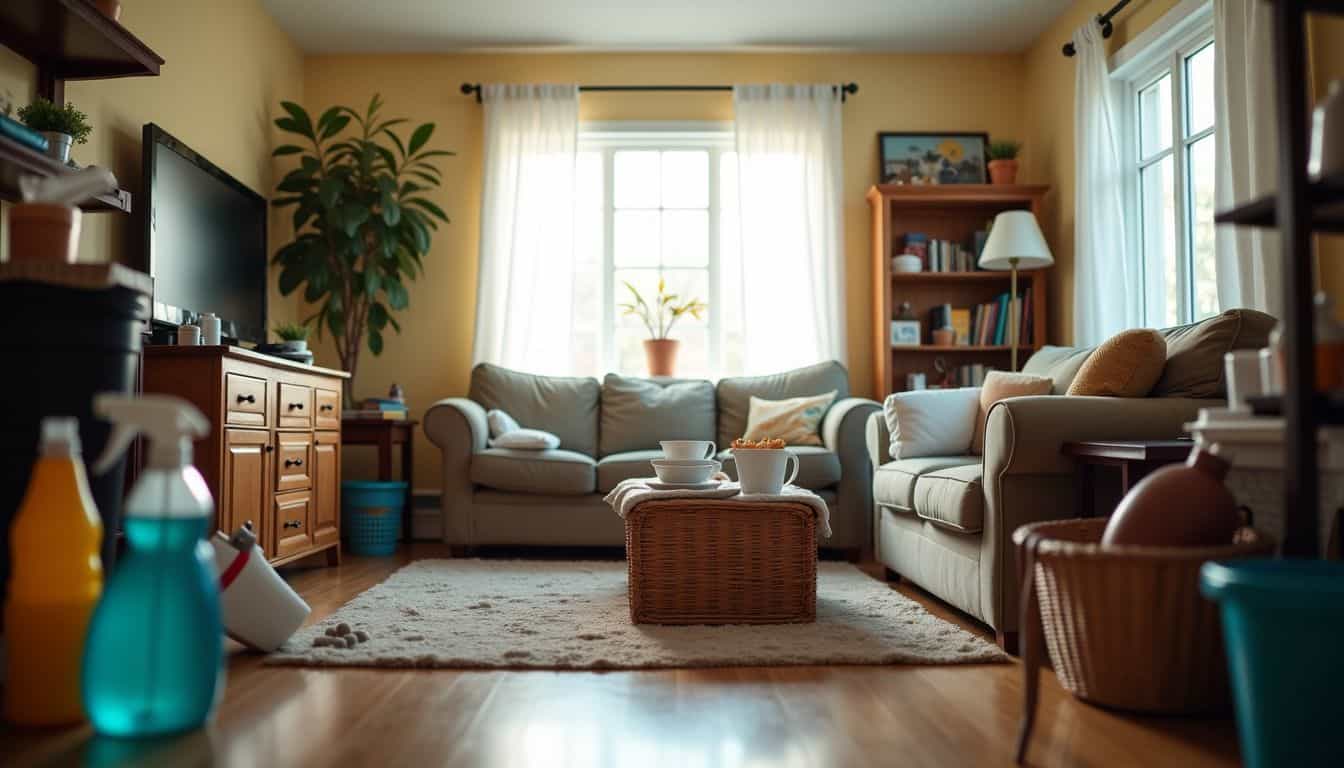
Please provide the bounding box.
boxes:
[730,438,799,495]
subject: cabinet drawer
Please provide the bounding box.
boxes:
[277,382,313,428]
[274,490,313,559]
[275,432,312,492]
[315,388,341,429]
[225,374,267,427]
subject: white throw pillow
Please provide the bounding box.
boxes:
[883,387,982,460]
[490,428,561,450]
[486,409,521,439]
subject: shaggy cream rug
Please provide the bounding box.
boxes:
[266,560,1008,669]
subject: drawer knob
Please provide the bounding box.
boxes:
[320,404,334,411]
[264,445,274,453]
[283,519,303,530]
[288,402,305,411]
[236,394,256,404]
[285,458,304,468]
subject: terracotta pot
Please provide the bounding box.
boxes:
[643,339,679,377]
[988,158,1019,185]
[1102,446,1242,548]
[931,328,955,346]
[7,203,81,264]
[94,0,122,21]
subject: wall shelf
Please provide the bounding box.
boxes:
[894,345,1023,353]
[1213,170,1344,233]
[892,271,1018,283]
[0,0,163,86]
[0,134,131,212]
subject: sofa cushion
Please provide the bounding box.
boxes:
[470,448,596,495]
[872,456,977,511]
[742,391,837,446]
[883,387,982,459]
[599,374,715,456]
[1067,328,1168,397]
[1153,308,1277,398]
[971,372,1053,455]
[913,464,985,533]
[718,445,841,491]
[595,449,662,492]
[716,361,849,448]
[1022,346,1094,395]
[469,363,600,457]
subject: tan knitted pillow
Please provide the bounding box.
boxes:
[741,391,837,446]
[1067,329,1168,397]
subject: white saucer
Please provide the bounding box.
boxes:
[646,479,721,491]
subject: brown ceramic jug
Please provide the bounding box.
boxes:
[1101,446,1241,548]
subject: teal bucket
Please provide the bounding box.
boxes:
[341,480,405,556]
[1200,559,1344,768]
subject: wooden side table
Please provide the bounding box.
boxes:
[1061,440,1195,518]
[341,419,418,540]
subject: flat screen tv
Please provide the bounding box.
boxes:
[141,123,268,345]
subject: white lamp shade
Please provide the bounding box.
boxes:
[977,210,1054,271]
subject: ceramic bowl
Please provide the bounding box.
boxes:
[892,253,923,273]
[650,458,721,485]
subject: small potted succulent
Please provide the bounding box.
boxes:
[273,322,311,355]
[620,277,707,376]
[17,98,92,164]
[987,140,1022,185]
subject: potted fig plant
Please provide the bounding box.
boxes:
[620,277,707,376]
[987,140,1022,185]
[272,322,310,355]
[17,98,92,164]
[269,94,452,402]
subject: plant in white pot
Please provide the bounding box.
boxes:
[620,277,707,377]
[18,98,91,165]
[272,322,310,354]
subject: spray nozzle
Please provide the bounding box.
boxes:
[91,394,210,475]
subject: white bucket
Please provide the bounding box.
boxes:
[212,532,311,652]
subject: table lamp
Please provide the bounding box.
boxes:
[977,210,1053,371]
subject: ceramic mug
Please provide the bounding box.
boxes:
[660,440,717,460]
[733,448,799,495]
[1225,350,1263,411]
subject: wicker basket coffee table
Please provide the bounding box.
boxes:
[623,497,818,625]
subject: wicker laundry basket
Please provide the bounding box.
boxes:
[1011,518,1274,764]
[624,498,817,625]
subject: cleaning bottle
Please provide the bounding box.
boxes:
[81,394,221,738]
[2,417,103,725]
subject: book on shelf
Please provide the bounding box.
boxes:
[343,408,408,421]
[360,397,408,412]
[0,115,49,153]
[898,232,989,273]
[928,292,1033,348]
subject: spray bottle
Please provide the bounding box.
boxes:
[81,394,222,738]
[2,417,103,725]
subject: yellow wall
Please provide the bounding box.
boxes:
[302,52,1028,489]
[1310,16,1344,310]
[0,0,304,322]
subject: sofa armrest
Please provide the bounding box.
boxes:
[423,398,489,545]
[821,397,882,552]
[866,409,890,468]
[822,397,882,456]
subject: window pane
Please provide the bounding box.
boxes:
[614,210,659,267]
[1186,43,1215,136]
[614,151,660,209]
[1141,155,1179,327]
[661,210,708,267]
[719,151,743,377]
[1139,74,1173,158]
[574,151,603,266]
[661,151,709,208]
[1189,134,1218,320]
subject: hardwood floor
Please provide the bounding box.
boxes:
[3,543,1240,767]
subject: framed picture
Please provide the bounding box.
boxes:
[878,132,989,185]
[890,320,921,347]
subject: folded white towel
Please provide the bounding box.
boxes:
[602,477,832,539]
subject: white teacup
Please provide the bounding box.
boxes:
[650,459,721,485]
[732,448,799,495]
[660,440,717,460]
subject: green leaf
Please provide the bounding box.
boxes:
[319,176,343,209]
[371,118,408,136]
[406,197,448,222]
[385,129,408,158]
[374,145,397,174]
[363,269,381,297]
[326,307,344,339]
[388,316,402,333]
[274,116,305,135]
[341,203,369,237]
[271,195,303,207]
[292,199,318,232]
[367,93,383,119]
[320,114,351,140]
[279,101,315,138]
[407,123,434,156]
[316,106,342,134]
[369,302,389,330]
[303,270,328,302]
[386,279,409,310]
[272,144,304,157]
[381,200,401,226]
[368,329,384,355]
[412,149,455,160]
[301,156,320,174]
[278,263,306,295]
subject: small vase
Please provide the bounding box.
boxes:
[988,159,1019,185]
[1102,446,1242,547]
[643,339,679,377]
[41,132,73,164]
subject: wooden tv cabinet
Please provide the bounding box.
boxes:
[142,346,349,566]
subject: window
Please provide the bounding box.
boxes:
[1118,7,1216,328]
[575,126,742,378]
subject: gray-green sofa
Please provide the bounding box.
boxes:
[425,360,881,556]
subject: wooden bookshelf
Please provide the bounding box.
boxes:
[868,184,1050,397]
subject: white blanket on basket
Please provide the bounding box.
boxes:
[603,477,832,539]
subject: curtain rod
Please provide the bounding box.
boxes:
[458,82,859,103]
[1061,0,1134,57]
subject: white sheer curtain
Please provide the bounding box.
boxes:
[1214,0,1281,318]
[731,84,846,374]
[471,84,581,374]
[1073,20,1141,345]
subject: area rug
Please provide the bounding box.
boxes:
[265,560,1008,669]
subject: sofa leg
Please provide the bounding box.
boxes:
[996,629,1019,656]
[883,567,902,583]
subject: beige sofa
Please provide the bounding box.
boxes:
[425,360,881,556]
[866,309,1276,652]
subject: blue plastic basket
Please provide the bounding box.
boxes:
[341,480,405,556]
[1200,559,1344,768]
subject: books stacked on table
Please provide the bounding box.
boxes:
[343,397,408,421]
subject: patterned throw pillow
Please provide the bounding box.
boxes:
[741,391,838,446]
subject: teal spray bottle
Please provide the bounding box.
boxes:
[81,394,223,738]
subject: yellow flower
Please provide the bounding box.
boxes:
[937,139,965,163]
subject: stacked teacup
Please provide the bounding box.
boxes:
[650,440,720,486]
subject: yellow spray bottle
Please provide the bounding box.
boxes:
[2,417,103,725]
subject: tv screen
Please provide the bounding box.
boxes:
[142,123,267,345]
